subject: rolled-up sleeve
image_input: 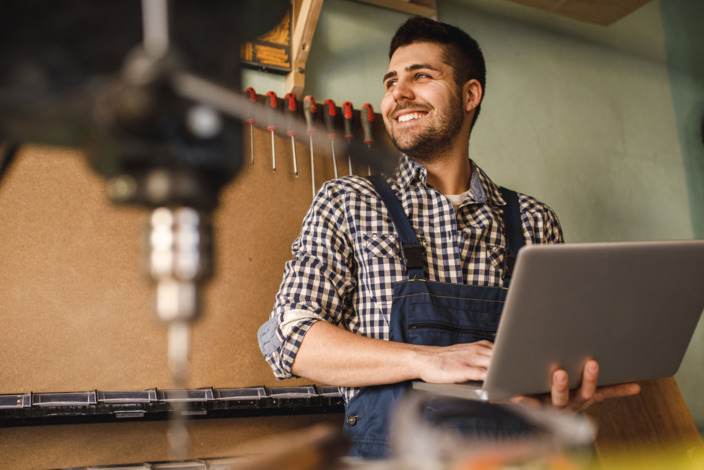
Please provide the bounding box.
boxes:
[258,182,357,379]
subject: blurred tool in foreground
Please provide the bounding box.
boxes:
[0,0,290,459]
[392,391,596,470]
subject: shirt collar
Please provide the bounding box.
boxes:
[470,161,507,207]
[390,153,425,192]
[389,153,507,207]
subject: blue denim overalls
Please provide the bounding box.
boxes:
[343,175,527,458]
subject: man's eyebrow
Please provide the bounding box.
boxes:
[408,63,439,73]
[383,71,397,83]
[383,63,440,83]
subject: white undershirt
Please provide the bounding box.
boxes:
[445,189,472,212]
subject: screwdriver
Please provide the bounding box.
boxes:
[361,103,375,175]
[304,95,317,198]
[342,101,354,176]
[284,93,299,177]
[324,99,339,179]
[266,91,278,172]
[245,87,256,165]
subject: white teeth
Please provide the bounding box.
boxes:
[397,113,425,123]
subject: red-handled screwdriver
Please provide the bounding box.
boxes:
[265,91,278,172]
[245,87,256,165]
[342,101,354,176]
[304,95,317,198]
[324,99,338,179]
[284,93,299,177]
[361,103,375,175]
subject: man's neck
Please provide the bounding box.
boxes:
[414,119,474,195]
[421,153,472,195]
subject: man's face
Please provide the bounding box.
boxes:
[381,42,465,162]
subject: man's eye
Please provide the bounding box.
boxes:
[385,80,397,89]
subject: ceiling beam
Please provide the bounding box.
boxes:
[286,0,325,98]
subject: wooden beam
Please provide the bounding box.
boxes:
[505,0,653,26]
[353,0,437,19]
[286,0,324,99]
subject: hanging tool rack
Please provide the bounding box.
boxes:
[238,88,394,198]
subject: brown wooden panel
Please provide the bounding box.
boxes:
[0,414,344,469]
[584,377,703,466]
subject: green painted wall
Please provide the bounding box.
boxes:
[660,0,704,432]
[661,0,704,238]
[242,0,703,430]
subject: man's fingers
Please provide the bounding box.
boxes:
[547,360,641,413]
[551,369,570,408]
[552,361,597,411]
[577,360,599,402]
[594,382,641,402]
[510,395,543,408]
[468,340,494,353]
[419,341,495,384]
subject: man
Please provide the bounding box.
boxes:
[258,16,639,458]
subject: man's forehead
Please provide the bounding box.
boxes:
[385,42,449,76]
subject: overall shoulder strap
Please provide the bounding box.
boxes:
[366,175,424,279]
[499,187,525,281]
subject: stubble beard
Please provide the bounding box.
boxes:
[387,97,465,164]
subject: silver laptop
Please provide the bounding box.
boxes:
[413,240,704,402]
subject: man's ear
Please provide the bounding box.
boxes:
[463,79,483,113]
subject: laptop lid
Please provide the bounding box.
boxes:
[481,240,704,401]
[414,240,704,402]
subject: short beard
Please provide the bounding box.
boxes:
[388,96,465,164]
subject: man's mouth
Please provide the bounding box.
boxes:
[396,112,427,123]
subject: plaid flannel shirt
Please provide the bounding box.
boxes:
[258,154,563,402]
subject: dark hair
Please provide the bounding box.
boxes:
[389,16,486,129]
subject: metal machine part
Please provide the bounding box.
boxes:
[147,206,212,381]
[0,0,287,459]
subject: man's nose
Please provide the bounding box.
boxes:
[392,78,414,101]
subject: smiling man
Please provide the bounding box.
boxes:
[258,16,639,459]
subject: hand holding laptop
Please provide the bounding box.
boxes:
[416,341,641,414]
[511,358,641,413]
